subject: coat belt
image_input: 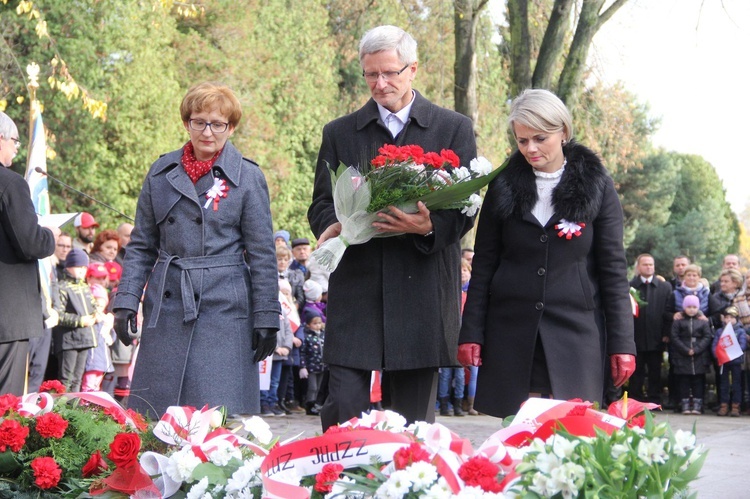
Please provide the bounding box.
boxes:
[147,251,246,328]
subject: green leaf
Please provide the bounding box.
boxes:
[0,452,21,475]
[191,462,230,484]
[418,157,509,210]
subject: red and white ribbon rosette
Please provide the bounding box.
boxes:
[204,177,228,211]
[17,390,137,427]
[555,219,585,239]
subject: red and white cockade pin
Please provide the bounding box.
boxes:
[204,177,228,211]
[555,219,585,239]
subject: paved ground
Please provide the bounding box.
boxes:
[248,409,749,497]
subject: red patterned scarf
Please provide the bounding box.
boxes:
[182,141,222,184]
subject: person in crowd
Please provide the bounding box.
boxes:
[731,273,750,414]
[458,89,636,418]
[461,248,475,266]
[115,222,133,265]
[308,25,477,430]
[277,278,305,414]
[459,257,479,415]
[437,366,465,417]
[52,249,101,392]
[674,264,710,317]
[277,245,305,315]
[112,82,280,417]
[85,262,110,291]
[299,309,326,416]
[302,279,327,322]
[710,254,742,294]
[670,255,691,290]
[72,212,99,254]
[708,268,744,328]
[259,297,293,417]
[629,254,674,404]
[671,295,714,415]
[274,230,291,248]
[89,229,120,263]
[0,111,59,395]
[104,261,122,292]
[290,237,312,278]
[712,306,747,417]
[81,283,115,392]
[53,233,73,279]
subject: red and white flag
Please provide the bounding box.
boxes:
[715,326,743,366]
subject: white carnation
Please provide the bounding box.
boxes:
[226,456,264,492]
[208,439,242,466]
[470,156,493,176]
[186,477,210,499]
[461,193,482,217]
[453,166,471,181]
[241,416,273,444]
[165,446,202,482]
[376,469,413,498]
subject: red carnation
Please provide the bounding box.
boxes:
[0,418,29,452]
[31,456,62,489]
[126,409,148,432]
[0,393,19,416]
[421,151,444,169]
[38,380,66,394]
[458,456,501,492]
[35,412,69,439]
[107,432,141,467]
[82,450,109,477]
[104,406,126,425]
[440,149,460,167]
[314,463,343,493]
[393,442,431,470]
[323,425,352,435]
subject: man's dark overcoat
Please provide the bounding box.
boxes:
[308,91,476,371]
[629,275,674,351]
[113,142,280,417]
[0,167,55,343]
[459,143,636,417]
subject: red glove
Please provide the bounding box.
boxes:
[458,343,482,367]
[610,354,636,387]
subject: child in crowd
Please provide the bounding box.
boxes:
[277,279,305,414]
[302,280,326,321]
[277,245,305,314]
[712,306,747,416]
[670,295,714,415]
[460,258,479,415]
[259,297,293,417]
[299,309,326,415]
[52,249,101,392]
[81,283,115,392]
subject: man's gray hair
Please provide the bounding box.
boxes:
[359,25,417,65]
[0,112,16,139]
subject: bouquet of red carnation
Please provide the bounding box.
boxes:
[311,144,506,272]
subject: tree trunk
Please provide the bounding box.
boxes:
[507,0,532,97]
[532,0,574,90]
[454,0,489,128]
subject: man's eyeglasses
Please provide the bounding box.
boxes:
[188,119,229,134]
[56,244,72,249]
[362,64,410,82]
[9,137,21,147]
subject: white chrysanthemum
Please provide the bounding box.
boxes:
[165,446,202,482]
[534,450,562,475]
[611,442,630,459]
[550,435,579,459]
[470,156,493,176]
[423,476,453,499]
[186,477,210,499]
[376,469,413,498]
[672,430,696,457]
[381,410,408,431]
[637,437,669,466]
[241,416,273,445]
[228,487,255,499]
[405,461,439,490]
[461,193,482,217]
[407,420,434,439]
[326,476,366,498]
[547,462,585,499]
[226,456,264,492]
[208,439,242,466]
[453,166,471,181]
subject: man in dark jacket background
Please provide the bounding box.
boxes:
[629,253,674,404]
[0,111,59,395]
[308,25,477,431]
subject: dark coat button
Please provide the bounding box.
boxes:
[540,234,548,242]
[537,267,546,276]
[195,217,202,224]
[164,290,172,298]
[167,216,175,224]
[535,302,544,311]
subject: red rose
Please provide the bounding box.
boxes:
[107,432,141,467]
[393,442,431,470]
[31,456,62,489]
[38,380,66,394]
[35,412,69,439]
[458,456,501,492]
[0,394,19,416]
[82,450,109,478]
[314,463,343,493]
[0,418,29,452]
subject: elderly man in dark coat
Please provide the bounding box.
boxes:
[0,111,58,395]
[113,83,280,417]
[629,254,674,404]
[308,25,477,431]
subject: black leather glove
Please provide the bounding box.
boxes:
[113,309,138,346]
[252,327,278,363]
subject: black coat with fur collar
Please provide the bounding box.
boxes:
[460,142,635,417]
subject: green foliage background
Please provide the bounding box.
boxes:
[0,0,739,280]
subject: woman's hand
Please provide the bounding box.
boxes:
[610,354,635,387]
[458,343,482,367]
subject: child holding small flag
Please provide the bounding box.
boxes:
[712,306,747,417]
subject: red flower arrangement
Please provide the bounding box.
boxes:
[458,456,503,493]
[371,144,460,169]
[314,463,344,493]
[38,380,66,394]
[34,411,69,439]
[393,441,431,470]
[30,456,62,489]
[0,393,20,416]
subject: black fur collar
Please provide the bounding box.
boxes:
[490,142,609,223]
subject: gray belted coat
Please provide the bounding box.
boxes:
[113,142,280,417]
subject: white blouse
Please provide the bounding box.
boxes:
[531,160,566,226]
